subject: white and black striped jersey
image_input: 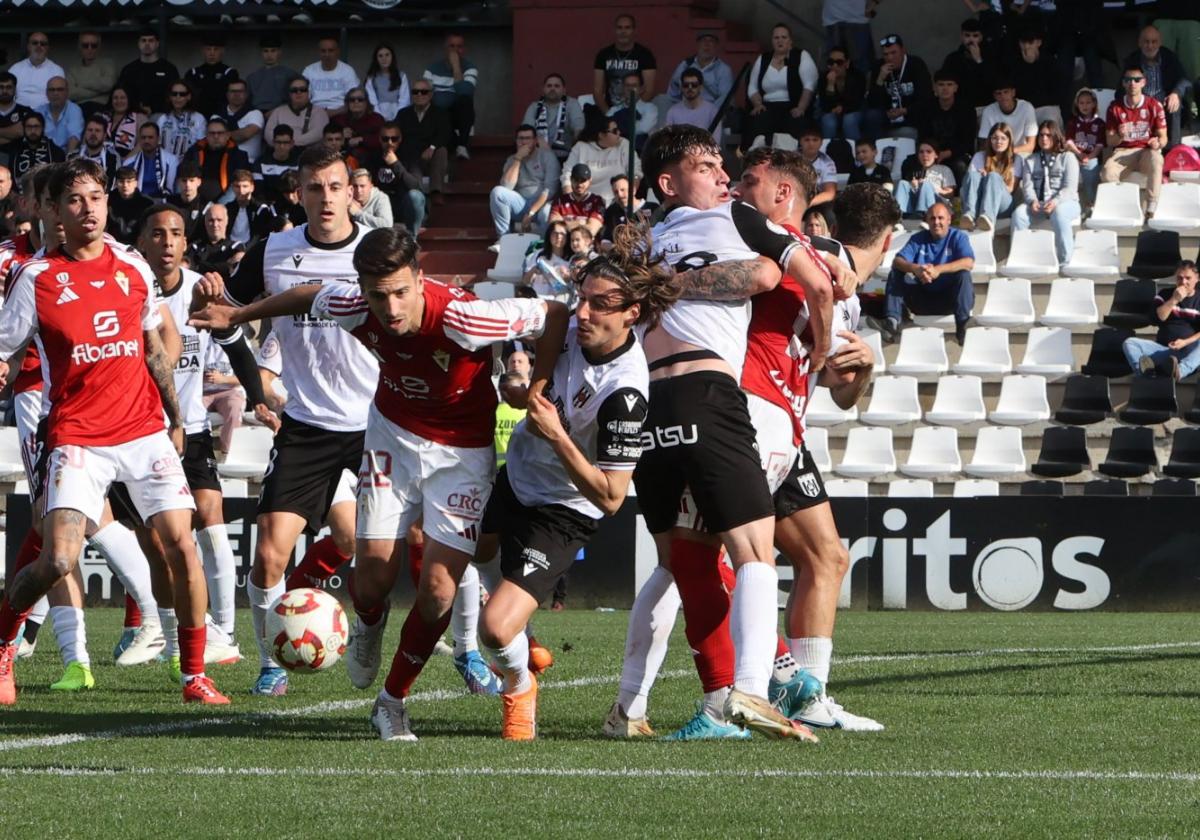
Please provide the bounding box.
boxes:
[505,323,649,519]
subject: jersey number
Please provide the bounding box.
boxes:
[359,450,393,488]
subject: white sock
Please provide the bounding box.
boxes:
[247,578,284,669]
[89,522,158,618]
[49,606,89,667]
[730,562,779,698]
[451,563,480,656]
[773,650,800,683]
[196,525,237,636]
[28,596,49,625]
[475,556,501,597]
[789,636,833,688]
[701,686,730,722]
[486,633,531,694]
[158,608,178,658]
[616,567,680,720]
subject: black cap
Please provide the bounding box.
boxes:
[570,163,592,182]
[260,33,282,48]
[961,19,983,33]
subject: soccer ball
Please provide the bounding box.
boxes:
[263,588,349,672]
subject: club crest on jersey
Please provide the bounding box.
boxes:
[114,270,129,296]
[572,384,594,408]
[797,472,821,497]
[292,254,304,268]
[55,272,71,286]
[432,349,451,371]
[367,330,379,344]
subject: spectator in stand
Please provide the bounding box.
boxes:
[961,121,1026,232]
[321,122,360,171]
[1008,29,1060,123]
[10,112,65,180]
[666,68,721,132]
[560,114,640,204]
[368,121,425,233]
[0,166,13,231]
[593,14,657,114]
[1123,261,1200,381]
[599,173,648,246]
[568,225,595,259]
[123,121,178,199]
[666,31,734,105]
[521,219,572,301]
[271,170,307,229]
[65,32,115,118]
[185,34,239,120]
[940,19,997,109]
[818,47,867,141]
[170,161,208,240]
[304,36,359,116]
[189,202,244,274]
[488,123,560,243]
[10,32,64,109]
[923,68,976,184]
[331,87,384,159]
[106,166,153,245]
[254,124,301,201]
[494,371,528,469]
[978,77,1038,154]
[1065,87,1104,206]
[184,117,252,202]
[1012,120,1081,263]
[364,43,410,122]
[822,0,880,76]
[37,77,83,154]
[1102,65,1168,217]
[349,168,394,230]
[202,340,246,453]
[799,125,839,206]
[224,168,276,247]
[896,138,957,217]
[222,79,264,164]
[101,86,144,158]
[742,23,818,153]
[882,200,976,343]
[396,80,450,205]
[848,137,892,185]
[116,29,180,116]
[157,81,208,159]
[246,34,297,115]
[865,33,933,141]
[523,74,585,165]
[264,77,329,151]
[0,74,33,166]
[1125,25,1192,149]
[424,32,478,160]
[607,72,658,151]
[549,163,606,234]
[803,203,835,239]
[70,114,122,183]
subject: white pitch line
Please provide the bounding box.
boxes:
[836,640,1200,665]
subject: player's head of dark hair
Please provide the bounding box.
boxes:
[832,183,900,250]
[575,223,681,330]
[48,158,105,203]
[741,146,817,202]
[298,143,350,179]
[353,226,420,281]
[640,124,721,197]
[137,201,187,240]
[30,163,61,202]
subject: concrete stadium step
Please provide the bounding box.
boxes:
[420,249,494,276]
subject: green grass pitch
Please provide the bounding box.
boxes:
[1,609,1198,837]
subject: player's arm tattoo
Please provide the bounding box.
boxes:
[145,328,182,428]
[676,258,781,301]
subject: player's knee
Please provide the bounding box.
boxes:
[332,532,355,558]
[478,614,506,651]
[46,550,77,580]
[415,579,454,622]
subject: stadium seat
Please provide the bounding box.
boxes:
[968,231,998,275]
[836,426,896,478]
[911,312,956,330]
[825,478,869,497]
[1083,479,1128,496]
[485,232,540,282]
[953,478,1000,497]
[1021,479,1064,495]
[1031,425,1090,477]
[1093,88,1116,117]
[859,329,886,372]
[952,326,1012,375]
[1184,386,1200,424]
[874,229,913,277]
[1002,230,1059,279]
[1034,105,1063,129]
[888,478,934,497]
[1081,327,1136,377]
[889,327,949,376]
[1152,477,1197,496]
[218,427,275,479]
[875,136,916,181]
[0,427,23,477]
[1118,376,1178,425]
[1040,277,1099,327]
[900,426,962,477]
[860,375,922,425]
[219,478,249,498]
[807,426,833,473]
[806,385,858,426]
[1161,427,1200,478]
[976,277,1036,327]
[1084,182,1143,232]
[989,374,1051,425]
[925,375,986,425]
[470,280,517,301]
[1128,230,1183,280]
[1097,426,1157,477]
[965,425,1026,476]
[1054,374,1113,425]
[1061,230,1121,279]
[1103,278,1157,329]
[1016,326,1075,378]
[1147,183,1200,234]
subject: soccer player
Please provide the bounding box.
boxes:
[0,157,227,705]
[190,227,569,741]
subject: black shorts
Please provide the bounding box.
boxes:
[182,432,221,493]
[633,371,774,534]
[774,443,830,520]
[258,413,365,534]
[108,481,143,528]
[482,467,597,603]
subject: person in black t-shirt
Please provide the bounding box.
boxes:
[116,29,180,116]
[0,72,34,166]
[106,166,154,245]
[940,19,997,109]
[592,14,657,113]
[1123,261,1200,381]
[847,138,892,186]
[922,69,977,184]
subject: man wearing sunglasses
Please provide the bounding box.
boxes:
[666,32,733,105]
[1124,24,1192,149]
[10,32,65,110]
[263,78,330,151]
[665,68,721,134]
[65,32,115,117]
[1101,63,1168,217]
[396,83,450,205]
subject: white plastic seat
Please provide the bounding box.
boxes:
[968,231,998,275]
[1147,183,1200,234]
[900,426,962,477]
[952,326,1012,375]
[1034,105,1064,129]
[1085,182,1144,232]
[964,425,1026,476]
[0,427,23,476]
[825,478,869,497]
[1062,230,1120,279]
[806,426,832,473]
[889,328,949,376]
[888,478,934,497]
[486,232,540,282]
[471,280,517,301]
[219,478,249,498]
[911,312,956,329]
[859,329,886,373]
[953,478,1000,497]
[976,277,1035,327]
[749,133,799,151]
[1040,277,1098,327]
[218,427,275,479]
[1015,326,1074,378]
[836,426,896,478]
[1002,230,1059,278]
[989,374,1051,425]
[860,375,922,426]
[874,229,913,277]
[1094,88,1116,118]
[875,136,916,182]
[806,385,858,426]
[925,375,986,425]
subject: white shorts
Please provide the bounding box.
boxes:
[13,389,43,487]
[746,393,798,496]
[45,430,197,526]
[356,404,496,554]
[332,468,358,507]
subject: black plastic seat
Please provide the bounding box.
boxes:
[1152,478,1197,496]
[1054,374,1113,425]
[1083,479,1128,496]
[1161,427,1200,478]
[1081,327,1136,377]
[1098,426,1157,478]
[1031,426,1090,477]
[1118,376,1178,425]
[1128,230,1182,280]
[1102,278,1158,329]
[1021,479,1064,495]
[1183,385,1200,424]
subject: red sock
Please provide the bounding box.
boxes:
[348,572,386,627]
[383,605,452,699]
[407,540,423,589]
[776,636,790,659]
[285,536,351,591]
[124,594,142,629]
[0,531,44,643]
[177,624,206,679]
[671,537,736,692]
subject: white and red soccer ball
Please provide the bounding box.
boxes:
[263,588,349,672]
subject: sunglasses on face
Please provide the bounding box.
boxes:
[827,58,846,66]
[681,82,701,89]
[1122,76,1145,83]
[381,135,401,142]
[412,89,432,95]
[289,87,308,94]
[80,42,100,49]
[347,96,367,102]
[171,91,190,97]
[47,87,66,93]
[28,40,47,47]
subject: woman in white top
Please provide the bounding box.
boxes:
[1011,120,1081,263]
[740,22,818,153]
[522,220,573,304]
[363,43,410,121]
[560,115,642,204]
[959,122,1026,231]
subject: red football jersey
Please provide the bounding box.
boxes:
[313,278,549,447]
[0,244,165,449]
[0,233,44,395]
[1106,94,1166,149]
